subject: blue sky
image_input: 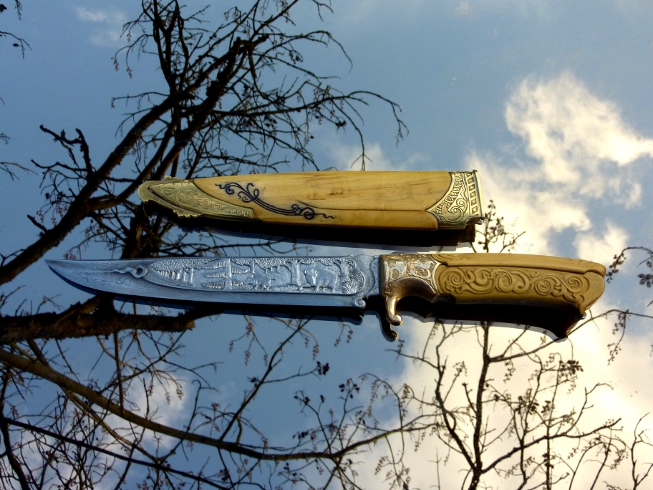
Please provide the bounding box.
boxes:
[3,1,653,487]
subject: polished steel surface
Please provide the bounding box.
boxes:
[47,256,380,310]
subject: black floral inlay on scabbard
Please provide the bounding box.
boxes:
[217,182,335,220]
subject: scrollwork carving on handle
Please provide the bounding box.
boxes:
[379,253,605,338]
[437,267,591,305]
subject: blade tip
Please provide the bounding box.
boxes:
[45,259,66,271]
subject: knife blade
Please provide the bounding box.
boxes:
[138,171,484,245]
[47,253,605,340]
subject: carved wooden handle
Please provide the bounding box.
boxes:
[138,171,484,231]
[380,253,606,338]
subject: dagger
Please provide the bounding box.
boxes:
[138,171,484,246]
[47,253,605,340]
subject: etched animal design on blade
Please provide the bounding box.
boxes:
[245,271,275,289]
[304,268,339,292]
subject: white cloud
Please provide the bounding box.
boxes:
[455,2,472,16]
[326,141,423,171]
[321,0,552,28]
[325,0,430,26]
[14,375,191,489]
[354,309,653,489]
[99,375,191,459]
[574,222,628,266]
[470,150,592,254]
[350,70,653,489]
[470,71,650,256]
[505,72,653,192]
[74,7,127,47]
[75,7,110,22]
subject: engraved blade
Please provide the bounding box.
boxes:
[46,256,380,310]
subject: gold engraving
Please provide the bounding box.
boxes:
[426,171,483,228]
[381,254,442,328]
[138,178,255,220]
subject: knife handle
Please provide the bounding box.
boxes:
[138,171,484,231]
[380,253,606,338]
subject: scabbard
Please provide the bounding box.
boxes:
[139,170,483,234]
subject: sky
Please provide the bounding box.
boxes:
[2,0,653,488]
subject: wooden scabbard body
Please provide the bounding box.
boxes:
[138,171,483,243]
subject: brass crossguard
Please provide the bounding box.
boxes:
[380,253,606,337]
